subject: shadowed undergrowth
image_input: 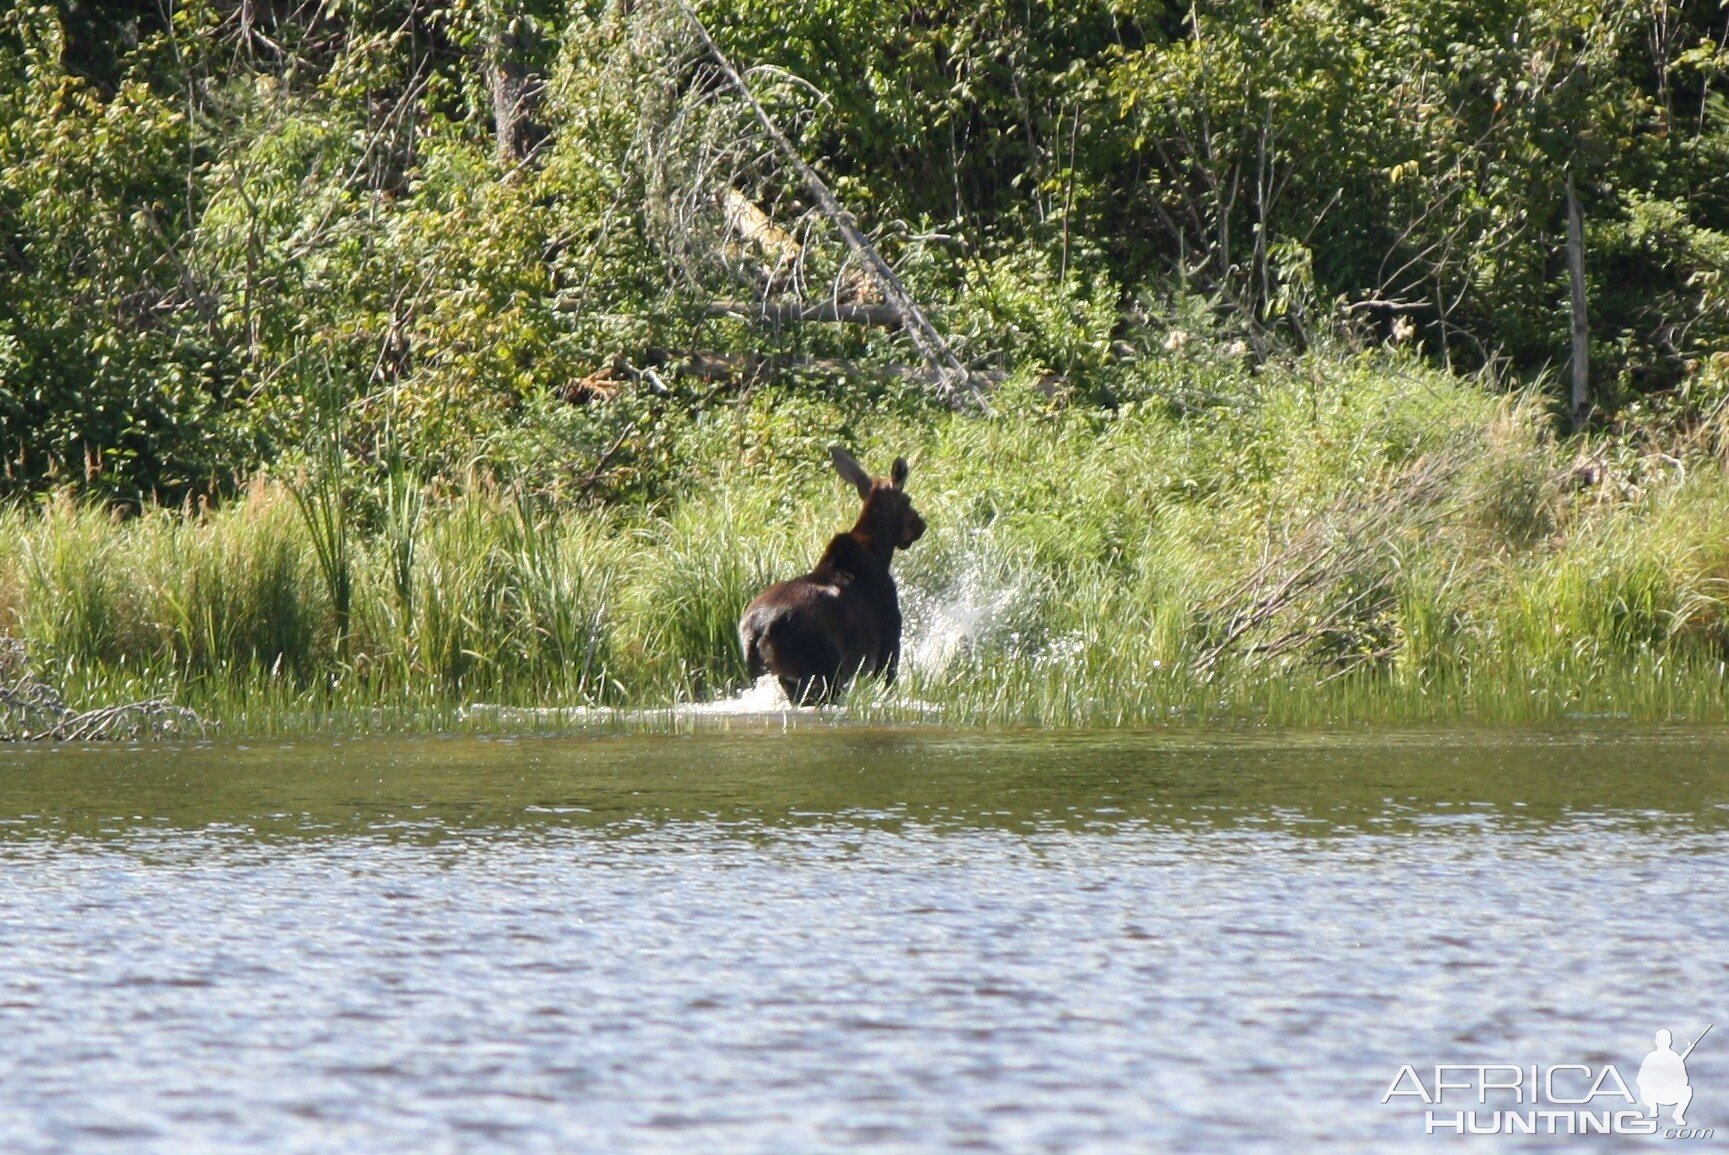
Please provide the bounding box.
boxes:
[7,352,1729,734]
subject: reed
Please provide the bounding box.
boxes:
[7,349,1729,734]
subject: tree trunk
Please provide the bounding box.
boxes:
[488,15,543,167]
[1566,169,1590,425]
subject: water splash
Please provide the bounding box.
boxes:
[464,675,811,727]
[902,536,1034,676]
[679,674,805,716]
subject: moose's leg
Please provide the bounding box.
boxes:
[784,633,844,705]
[780,673,835,706]
[876,603,904,686]
[757,618,843,706]
[874,629,902,686]
[742,629,767,680]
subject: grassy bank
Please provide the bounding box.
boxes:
[6,348,1729,734]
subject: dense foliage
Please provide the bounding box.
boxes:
[1,0,1728,502]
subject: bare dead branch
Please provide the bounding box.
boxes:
[1,638,211,742]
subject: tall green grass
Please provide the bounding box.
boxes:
[6,349,1729,733]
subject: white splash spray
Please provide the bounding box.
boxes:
[654,530,1044,715]
[898,526,1068,683]
[678,673,802,716]
[901,548,1027,675]
[463,674,810,726]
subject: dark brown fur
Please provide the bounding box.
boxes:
[739,448,926,704]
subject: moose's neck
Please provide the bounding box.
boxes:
[847,508,900,572]
[844,529,897,572]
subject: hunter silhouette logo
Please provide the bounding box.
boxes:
[1640,1025,1709,1127]
[1382,1023,1714,1138]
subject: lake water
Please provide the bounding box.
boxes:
[1,727,1725,1152]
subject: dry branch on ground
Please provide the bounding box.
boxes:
[0,638,210,742]
[1194,453,1467,676]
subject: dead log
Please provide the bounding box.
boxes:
[558,349,1015,392]
[550,295,905,327]
[717,188,880,303]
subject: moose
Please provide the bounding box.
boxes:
[739,447,926,704]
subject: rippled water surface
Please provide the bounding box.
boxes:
[2,728,1727,1152]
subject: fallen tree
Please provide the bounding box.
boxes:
[669,0,987,410]
[0,638,210,742]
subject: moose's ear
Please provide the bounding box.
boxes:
[891,456,910,490]
[830,445,873,498]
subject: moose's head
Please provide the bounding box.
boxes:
[831,445,925,557]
